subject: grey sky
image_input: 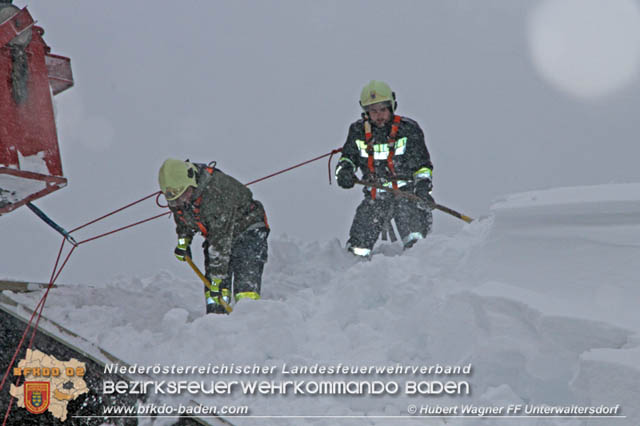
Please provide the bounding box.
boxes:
[2,0,639,284]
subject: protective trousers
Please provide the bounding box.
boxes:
[347,196,432,251]
[203,226,269,301]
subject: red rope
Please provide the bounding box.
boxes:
[2,397,14,426]
[156,191,168,208]
[0,239,66,393]
[1,201,161,420]
[27,246,77,349]
[327,148,342,184]
[70,191,161,233]
[2,241,72,425]
[245,149,341,186]
[77,211,171,245]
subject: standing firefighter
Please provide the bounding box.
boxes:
[158,159,269,314]
[335,81,434,258]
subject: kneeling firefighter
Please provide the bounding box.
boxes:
[335,81,434,258]
[158,158,269,314]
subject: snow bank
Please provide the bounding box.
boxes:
[491,183,640,210]
[0,174,47,207]
[572,346,640,426]
[17,151,50,175]
[4,183,640,425]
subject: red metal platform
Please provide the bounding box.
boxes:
[1,6,73,215]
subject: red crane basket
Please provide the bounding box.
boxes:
[1,6,73,215]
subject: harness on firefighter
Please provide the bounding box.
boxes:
[363,114,402,200]
[174,162,216,237]
[173,161,270,237]
[363,114,403,242]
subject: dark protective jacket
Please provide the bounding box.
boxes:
[337,115,433,195]
[171,164,267,280]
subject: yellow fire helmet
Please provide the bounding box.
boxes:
[158,158,198,201]
[359,80,397,112]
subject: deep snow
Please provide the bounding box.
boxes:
[3,183,640,425]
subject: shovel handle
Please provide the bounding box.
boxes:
[185,256,233,313]
[354,179,473,223]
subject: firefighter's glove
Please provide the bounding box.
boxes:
[414,179,434,206]
[174,237,192,261]
[337,167,357,189]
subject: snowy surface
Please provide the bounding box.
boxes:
[17,151,50,175]
[0,174,47,208]
[0,151,52,209]
[3,183,640,425]
[492,183,640,209]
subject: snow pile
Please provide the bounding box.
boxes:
[0,174,47,208]
[572,345,640,426]
[4,183,640,425]
[492,183,640,209]
[17,151,50,175]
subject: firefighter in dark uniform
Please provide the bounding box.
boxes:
[158,158,269,314]
[335,81,434,258]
